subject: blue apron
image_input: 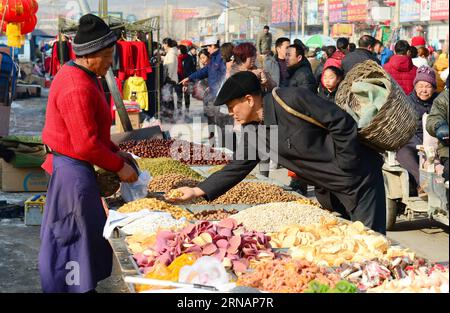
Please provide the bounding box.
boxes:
[39,154,112,293]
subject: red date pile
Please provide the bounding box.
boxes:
[119,139,230,165]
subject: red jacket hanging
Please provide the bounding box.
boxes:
[116,41,152,81]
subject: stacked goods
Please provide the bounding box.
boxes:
[236,258,341,293]
[367,264,449,293]
[119,139,230,165]
[147,174,199,193]
[270,220,397,267]
[197,182,301,205]
[137,158,203,180]
[120,212,188,236]
[132,218,274,274]
[117,198,194,220]
[231,202,335,233]
[193,209,239,221]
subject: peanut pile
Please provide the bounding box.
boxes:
[147,174,199,193]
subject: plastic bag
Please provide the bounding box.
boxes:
[192,81,207,101]
[178,256,230,287]
[120,170,151,203]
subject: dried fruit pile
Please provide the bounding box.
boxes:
[197,182,301,205]
[133,218,274,273]
[271,220,398,267]
[147,174,199,193]
[237,258,341,293]
[231,202,335,233]
[137,158,203,180]
[193,209,239,221]
[117,198,194,220]
[119,139,230,165]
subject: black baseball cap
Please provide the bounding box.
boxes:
[214,71,262,106]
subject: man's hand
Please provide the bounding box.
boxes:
[165,187,206,203]
[117,163,138,183]
[436,124,449,146]
[179,77,190,86]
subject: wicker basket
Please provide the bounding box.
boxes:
[335,60,417,152]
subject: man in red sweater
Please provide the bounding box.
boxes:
[383,40,418,95]
[40,14,137,293]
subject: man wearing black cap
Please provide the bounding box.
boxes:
[170,71,386,234]
[39,14,138,293]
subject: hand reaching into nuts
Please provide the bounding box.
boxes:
[165,187,206,203]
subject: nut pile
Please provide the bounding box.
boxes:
[137,158,203,180]
[237,258,341,293]
[117,198,194,220]
[193,209,239,221]
[119,139,230,165]
[197,182,301,205]
[230,202,335,233]
[147,174,199,193]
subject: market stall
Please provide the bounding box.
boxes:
[103,138,449,294]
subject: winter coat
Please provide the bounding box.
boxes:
[318,83,338,103]
[426,89,449,158]
[324,50,346,70]
[379,48,394,66]
[434,53,449,93]
[383,55,417,95]
[257,32,273,55]
[287,57,317,92]
[407,90,438,141]
[342,48,380,75]
[264,55,289,87]
[177,53,196,81]
[412,57,429,68]
[163,47,179,84]
[188,49,226,98]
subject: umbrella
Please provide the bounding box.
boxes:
[179,40,193,47]
[305,35,336,49]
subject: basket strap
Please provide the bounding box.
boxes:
[272,88,326,130]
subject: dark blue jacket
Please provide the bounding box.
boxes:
[188,49,226,97]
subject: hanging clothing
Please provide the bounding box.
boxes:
[123,76,149,111]
[50,41,76,77]
[116,41,152,81]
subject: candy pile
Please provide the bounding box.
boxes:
[236,258,341,293]
[133,218,274,273]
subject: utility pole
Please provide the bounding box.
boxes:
[301,0,306,39]
[289,0,293,39]
[225,0,230,42]
[323,0,329,36]
[393,0,401,29]
[294,0,299,39]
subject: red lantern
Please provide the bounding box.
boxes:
[0,0,33,23]
[21,14,36,35]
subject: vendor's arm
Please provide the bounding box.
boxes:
[59,88,125,172]
[283,87,360,171]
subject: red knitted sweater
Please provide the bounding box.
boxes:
[42,63,124,174]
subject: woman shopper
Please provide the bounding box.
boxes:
[397,66,439,196]
[162,38,179,119]
[39,14,138,293]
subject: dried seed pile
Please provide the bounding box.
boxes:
[121,212,188,236]
[119,139,230,165]
[198,182,301,205]
[230,202,334,233]
[117,198,194,220]
[137,158,203,180]
[147,174,199,193]
[193,209,239,221]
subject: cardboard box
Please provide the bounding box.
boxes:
[115,111,141,133]
[1,160,49,192]
[0,106,11,137]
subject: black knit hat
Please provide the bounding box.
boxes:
[214,71,262,106]
[73,14,117,56]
